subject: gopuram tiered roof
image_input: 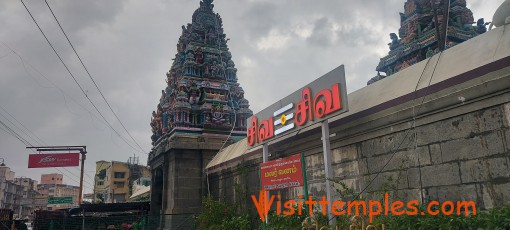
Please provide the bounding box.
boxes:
[368,0,488,85]
[150,0,252,146]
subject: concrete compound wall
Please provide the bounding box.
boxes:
[208,100,510,213]
[305,102,510,208]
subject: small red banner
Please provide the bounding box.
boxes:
[28,153,80,168]
[260,154,304,190]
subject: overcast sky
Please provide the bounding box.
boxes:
[0,0,504,194]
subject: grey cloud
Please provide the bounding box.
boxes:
[307,17,335,47]
[239,1,280,39]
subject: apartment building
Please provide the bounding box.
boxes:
[0,164,39,219]
[36,174,79,210]
[14,177,38,219]
[40,173,63,185]
[93,161,109,203]
[94,161,150,203]
[0,165,18,210]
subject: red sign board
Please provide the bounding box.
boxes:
[28,153,80,168]
[260,154,304,190]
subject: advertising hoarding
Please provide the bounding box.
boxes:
[28,153,80,168]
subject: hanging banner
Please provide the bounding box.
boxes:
[28,153,80,168]
[260,154,304,190]
[247,65,348,148]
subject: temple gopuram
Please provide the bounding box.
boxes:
[368,0,488,84]
[147,1,252,227]
[150,0,252,145]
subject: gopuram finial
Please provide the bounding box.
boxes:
[201,0,213,8]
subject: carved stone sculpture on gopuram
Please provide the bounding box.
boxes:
[368,0,488,85]
[150,0,252,146]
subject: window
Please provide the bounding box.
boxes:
[114,182,125,188]
[113,194,126,202]
[96,181,104,186]
[114,172,125,179]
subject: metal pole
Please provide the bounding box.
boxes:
[262,143,269,228]
[79,151,86,205]
[300,152,309,215]
[321,121,335,226]
[18,178,22,219]
[82,208,85,230]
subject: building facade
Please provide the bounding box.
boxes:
[94,161,150,203]
[34,174,79,211]
[93,160,109,203]
[0,165,18,210]
[36,184,79,210]
[40,173,63,185]
[14,177,38,219]
[0,165,39,219]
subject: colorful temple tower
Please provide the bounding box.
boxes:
[368,0,488,84]
[150,0,252,146]
[148,1,252,228]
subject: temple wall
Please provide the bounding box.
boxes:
[208,99,510,211]
[206,24,510,212]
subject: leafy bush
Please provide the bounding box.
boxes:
[196,196,250,230]
[220,214,251,230]
[373,205,510,230]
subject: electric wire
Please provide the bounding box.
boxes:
[0,105,86,180]
[0,106,45,146]
[20,0,144,155]
[206,10,239,196]
[0,40,109,129]
[44,0,146,153]
[214,13,237,154]
[0,42,107,189]
[0,117,93,190]
[0,106,95,189]
[339,51,444,218]
[0,120,32,146]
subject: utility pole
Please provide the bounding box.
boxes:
[79,150,86,205]
[27,146,87,205]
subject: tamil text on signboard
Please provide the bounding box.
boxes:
[28,153,80,168]
[247,65,348,147]
[260,154,304,190]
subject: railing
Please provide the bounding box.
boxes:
[32,213,196,230]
